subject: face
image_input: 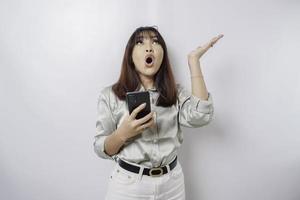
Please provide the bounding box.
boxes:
[132,31,164,79]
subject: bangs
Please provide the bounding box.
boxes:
[134,29,160,44]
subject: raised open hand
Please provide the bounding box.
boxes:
[188,34,224,64]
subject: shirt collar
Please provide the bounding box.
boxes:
[136,84,158,92]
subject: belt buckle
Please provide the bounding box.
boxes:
[149,167,163,177]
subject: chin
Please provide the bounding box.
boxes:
[143,73,155,78]
[140,71,156,78]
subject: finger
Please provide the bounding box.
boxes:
[144,117,155,128]
[211,34,224,45]
[217,34,224,39]
[213,34,223,41]
[136,111,154,125]
[130,103,146,120]
[137,118,155,132]
[210,38,218,46]
[196,34,224,51]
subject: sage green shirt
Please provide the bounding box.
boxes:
[94,83,214,168]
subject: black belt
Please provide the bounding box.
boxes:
[117,156,177,177]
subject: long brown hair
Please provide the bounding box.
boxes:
[112,26,177,107]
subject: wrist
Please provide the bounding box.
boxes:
[188,60,201,70]
[114,129,128,143]
[188,55,199,65]
[189,65,203,76]
[190,74,204,78]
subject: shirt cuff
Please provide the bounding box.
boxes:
[190,92,213,114]
[94,135,115,160]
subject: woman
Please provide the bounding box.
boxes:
[94,26,223,200]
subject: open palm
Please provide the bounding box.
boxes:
[188,34,224,63]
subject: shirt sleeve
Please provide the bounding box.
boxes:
[177,84,214,128]
[94,88,117,161]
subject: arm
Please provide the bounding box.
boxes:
[188,60,209,100]
[177,34,223,128]
[103,129,127,156]
[187,34,223,100]
[94,88,154,159]
[104,103,155,156]
[94,88,131,159]
[94,89,123,160]
[177,83,214,128]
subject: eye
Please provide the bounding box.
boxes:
[136,40,143,44]
[153,39,159,44]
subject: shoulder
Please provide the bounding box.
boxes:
[99,84,113,95]
[97,84,121,112]
[175,83,184,93]
[175,83,190,98]
[98,84,115,103]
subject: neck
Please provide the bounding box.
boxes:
[139,74,154,90]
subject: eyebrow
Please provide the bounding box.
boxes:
[136,35,158,40]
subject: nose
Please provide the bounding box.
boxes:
[145,41,153,53]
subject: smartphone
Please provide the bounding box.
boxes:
[126,91,151,119]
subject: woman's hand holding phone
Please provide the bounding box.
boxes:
[117,103,155,142]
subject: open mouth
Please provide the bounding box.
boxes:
[145,55,155,67]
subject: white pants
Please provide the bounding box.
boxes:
[105,160,186,200]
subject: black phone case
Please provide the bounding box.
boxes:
[126,91,151,119]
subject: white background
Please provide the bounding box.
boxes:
[1,0,300,199]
